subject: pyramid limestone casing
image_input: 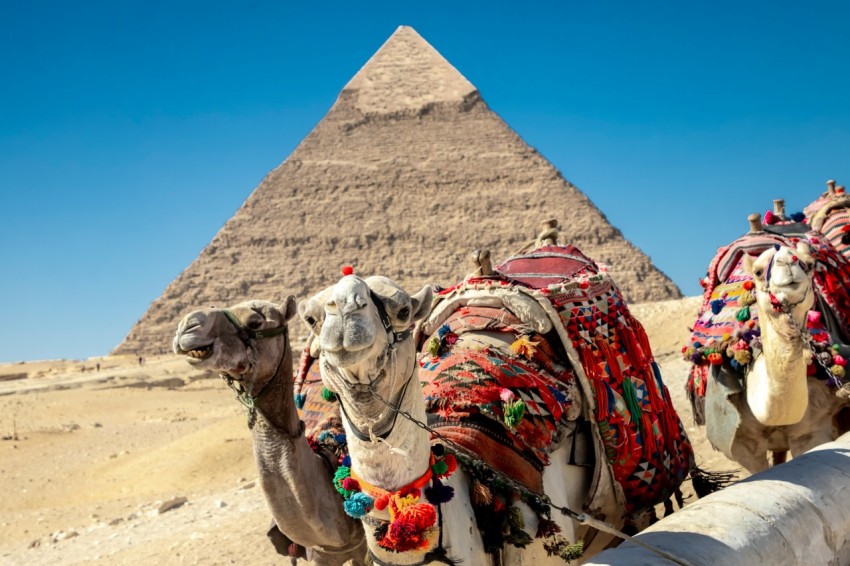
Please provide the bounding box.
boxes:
[114,26,681,356]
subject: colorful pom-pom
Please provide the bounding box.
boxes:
[343,492,374,518]
[504,399,526,427]
[736,306,751,322]
[831,365,846,379]
[374,494,390,511]
[710,299,725,315]
[341,477,360,492]
[294,393,306,409]
[341,265,354,276]
[424,478,455,505]
[743,280,755,291]
[834,355,847,367]
[764,210,777,225]
[321,387,337,402]
[708,352,723,365]
[341,455,351,467]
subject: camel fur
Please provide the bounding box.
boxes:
[173,298,366,566]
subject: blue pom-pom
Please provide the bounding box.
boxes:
[341,455,351,467]
[437,324,451,338]
[334,433,346,444]
[318,431,333,442]
[730,359,742,372]
[773,243,781,250]
[710,299,725,315]
[791,212,805,222]
[294,393,306,409]
[343,492,374,518]
[424,478,455,505]
[693,341,702,349]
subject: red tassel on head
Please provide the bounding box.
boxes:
[341,265,354,276]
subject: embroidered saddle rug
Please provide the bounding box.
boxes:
[685,230,850,426]
[418,244,693,522]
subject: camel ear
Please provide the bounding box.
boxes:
[796,241,816,270]
[298,298,319,334]
[410,285,433,322]
[281,295,297,322]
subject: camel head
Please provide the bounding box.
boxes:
[744,242,815,326]
[173,298,297,388]
[299,274,431,399]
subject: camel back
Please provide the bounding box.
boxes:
[418,245,693,521]
[685,230,850,426]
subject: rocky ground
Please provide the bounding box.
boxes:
[0,296,742,565]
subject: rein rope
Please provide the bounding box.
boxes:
[364,380,694,566]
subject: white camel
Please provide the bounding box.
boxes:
[704,241,850,472]
[173,298,366,566]
[304,274,629,565]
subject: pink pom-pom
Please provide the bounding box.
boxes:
[834,355,847,367]
[341,265,354,276]
[500,388,515,403]
[764,210,777,225]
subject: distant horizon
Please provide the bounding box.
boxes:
[2,2,848,362]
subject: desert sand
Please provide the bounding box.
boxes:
[0,295,743,565]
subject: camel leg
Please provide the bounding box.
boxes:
[729,434,770,474]
[770,451,787,466]
[789,428,834,459]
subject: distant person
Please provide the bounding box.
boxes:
[138,356,144,366]
[80,365,86,373]
[96,361,101,372]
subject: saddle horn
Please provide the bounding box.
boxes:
[748,213,764,234]
[536,219,560,247]
[827,179,836,196]
[773,199,786,221]
[471,249,493,276]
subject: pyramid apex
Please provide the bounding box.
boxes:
[339,26,477,114]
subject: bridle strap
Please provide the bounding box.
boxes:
[368,289,413,346]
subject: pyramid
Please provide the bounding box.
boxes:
[114,26,681,356]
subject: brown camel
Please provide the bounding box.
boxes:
[173,298,365,565]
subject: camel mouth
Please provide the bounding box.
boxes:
[184,345,213,363]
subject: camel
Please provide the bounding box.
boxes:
[304,252,697,565]
[172,298,366,566]
[687,214,850,473]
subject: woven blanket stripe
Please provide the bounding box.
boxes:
[820,207,850,259]
[495,244,600,287]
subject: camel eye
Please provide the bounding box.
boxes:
[754,269,763,277]
[248,319,264,330]
[305,315,316,326]
[397,307,410,320]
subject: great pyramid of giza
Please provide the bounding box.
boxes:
[114,26,681,355]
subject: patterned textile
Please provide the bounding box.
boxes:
[685,230,850,424]
[293,348,347,453]
[421,245,693,517]
[420,306,578,493]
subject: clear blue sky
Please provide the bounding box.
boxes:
[2,1,849,362]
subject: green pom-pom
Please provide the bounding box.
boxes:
[504,400,526,428]
[427,336,442,358]
[333,465,352,495]
[736,306,751,322]
[321,387,337,402]
[431,461,448,476]
[542,535,585,560]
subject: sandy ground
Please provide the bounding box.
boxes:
[0,296,742,565]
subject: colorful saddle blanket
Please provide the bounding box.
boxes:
[420,245,693,518]
[685,230,850,424]
[293,348,347,457]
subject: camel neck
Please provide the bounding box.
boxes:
[253,347,303,437]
